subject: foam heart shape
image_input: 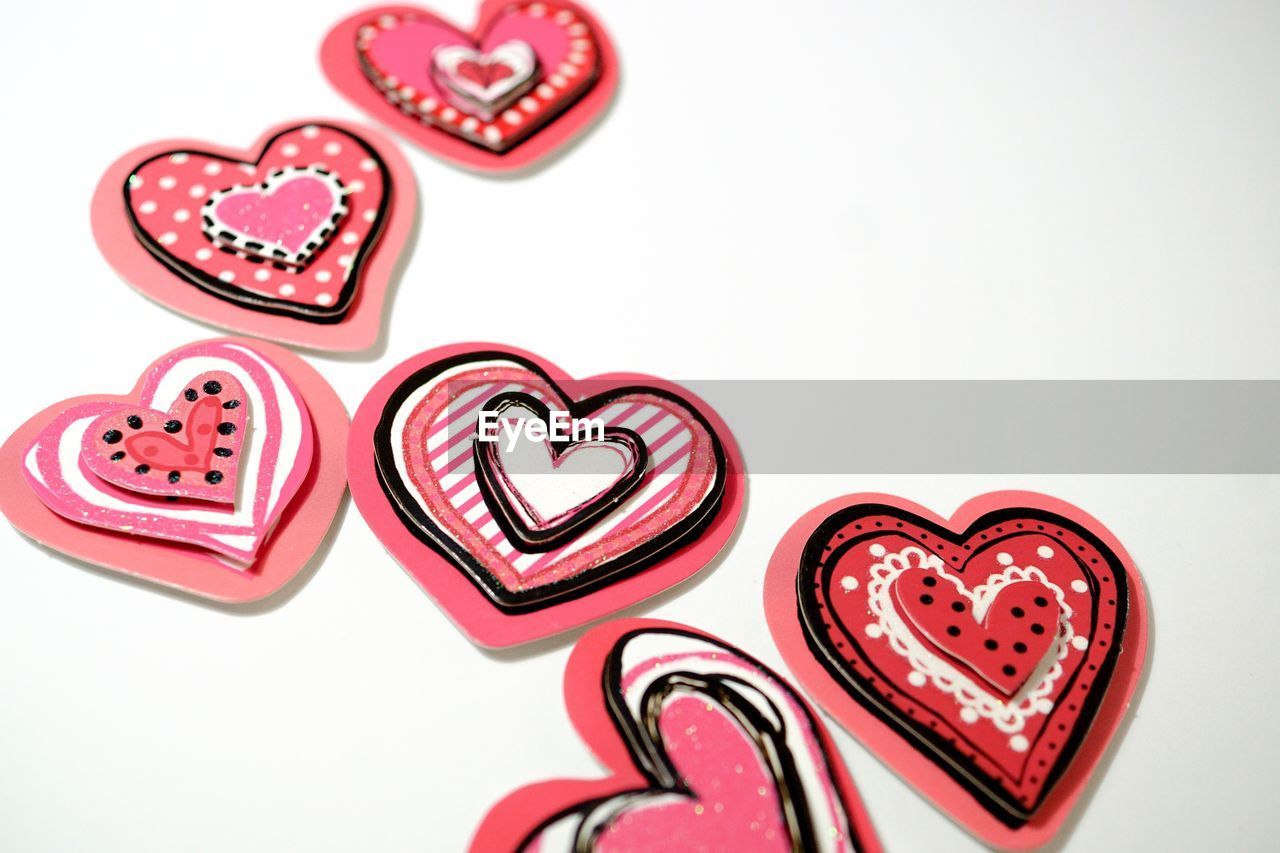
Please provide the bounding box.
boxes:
[892,568,1060,697]
[459,58,514,86]
[0,338,349,603]
[123,124,385,322]
[348,345,744,647]
[473,392,646,551]
[94,119,416,353]
[21,341,312,564]
[81,371,248,504]
[470,621,880,852]
[764,493,1149,848]
[433,41,538,122]
[203,166,348,267]
[321,2,618,171]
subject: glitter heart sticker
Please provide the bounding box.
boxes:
[470,619,881,852]
[91,120,416,352]
[0,339,349,603]
[321,1,619,172]
[347,344,744,647]
[763,492,1150,849]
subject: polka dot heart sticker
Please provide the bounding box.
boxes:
[0,339,348,603]
[470,619,881,852]
[321,1,618,172]
[763,492,1150,849]
[347,344,744,647]
[91,120,416,352]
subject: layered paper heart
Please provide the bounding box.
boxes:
[322,1,619,171]
[347,345,744,646]
[0,339,350,603]
[763,493,1149,849]
[470,620,881,852]
[91,120,416,352]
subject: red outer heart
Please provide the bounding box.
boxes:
[467,619,882,853]
[763,492,1149,850]
[321,2,619,173]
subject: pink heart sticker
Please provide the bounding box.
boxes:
[321,2,619,172]
[91,120,417,352]
[471,620,881,852]
[348,344,744,647]
[23,341,312,564]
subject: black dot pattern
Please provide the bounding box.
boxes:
[103,430,122,444]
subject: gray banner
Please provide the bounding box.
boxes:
[676,380,1280,474]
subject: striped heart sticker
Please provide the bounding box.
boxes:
[348,345,744,647]
[0,338,350,603]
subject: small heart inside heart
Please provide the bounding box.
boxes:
[892,568,1060,697]
[590,692,790,852]
[457,59,514,88]
[206,168,346,262]
[83,373,247,504]
[489,425,636,525]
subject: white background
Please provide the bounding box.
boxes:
[1,0,1278,850]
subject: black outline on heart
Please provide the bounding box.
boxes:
[514,627,871,852]
[794,504,1130,827]
[122,123,392,324]
[371,351,727,613]
[472,390,647,552]
[354,5,603,155]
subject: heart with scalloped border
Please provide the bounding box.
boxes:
[764,492,1149,849]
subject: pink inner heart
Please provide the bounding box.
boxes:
[213,176,337,254]
[593,695,789,852]
[457,59,514,87]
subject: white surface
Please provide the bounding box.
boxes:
[1,1,1278,850]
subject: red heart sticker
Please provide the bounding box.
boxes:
[764,492,1149,849]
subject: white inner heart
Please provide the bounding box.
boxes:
[492,403,633,525]
[431,40,536,108]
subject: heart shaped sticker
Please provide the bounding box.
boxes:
[348,344,744,646]
[321,1,619,171]
[470,619,881,852]
[91,120,416,352]
[763,492,1150,849]
[0,339,349,603]
[81,371,248,504]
